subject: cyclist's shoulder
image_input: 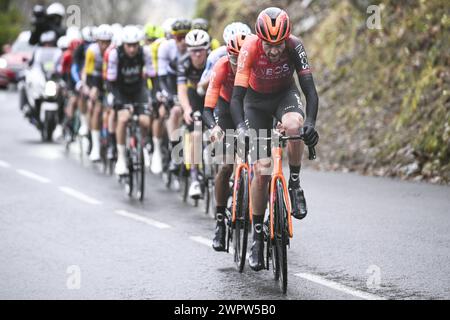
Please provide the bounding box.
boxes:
[215,55,229,70]
[208,45,227,61]
[240,34,259,55]
[286,34,307,51]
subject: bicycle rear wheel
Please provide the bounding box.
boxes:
[273,179,288,294]
[233,169,250,273]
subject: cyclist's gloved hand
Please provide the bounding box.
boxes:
[210,125,224,143]
[303,122,319,147]
[75,80,84,92]
[237,122,248,137]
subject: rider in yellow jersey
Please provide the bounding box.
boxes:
[144,23,168,174]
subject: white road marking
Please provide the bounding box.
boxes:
[115,210,171,229]
[190,236,213,247]
[190,235,246,258]
[59,187,102,205]
[294,273,386,300]
[16,169,51,184]
[0,160,11,168]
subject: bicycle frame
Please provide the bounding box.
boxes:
[231,158,253,224]
[269,145,293,240]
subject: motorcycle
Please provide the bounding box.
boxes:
[18,46,62,142]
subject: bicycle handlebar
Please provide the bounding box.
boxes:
[221,133,317,161]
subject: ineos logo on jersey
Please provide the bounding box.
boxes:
[254,63,290,78]
[295,44,310,70]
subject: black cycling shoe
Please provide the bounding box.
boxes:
[248,239,265,271]
[289,185,308,220]
[212,221,226,252]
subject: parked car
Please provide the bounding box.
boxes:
[0,31,34,88]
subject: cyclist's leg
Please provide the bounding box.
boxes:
[88,79,103,161]
[187,87,205,199]
[275,85,307,219]
[150,90,165,174]
[212,98,235,251]
[114,92,131,175]
[244,89,276,271]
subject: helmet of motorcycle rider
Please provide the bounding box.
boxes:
[46,2,65,17]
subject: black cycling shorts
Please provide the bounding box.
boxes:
[86,75,105,101]
[114,84,149,113]
[244,83,305,159]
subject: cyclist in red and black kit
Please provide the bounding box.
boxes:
[230,7,320,271]
[203,33,248,252]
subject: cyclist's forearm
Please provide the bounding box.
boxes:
[71,64,81,84]
[177,83,190,112]
[230,86,247,127]
[299,74,319,126]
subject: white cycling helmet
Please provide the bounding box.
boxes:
[46,2,65,17]
[57,35,69,50]
[112,24,124,46]
[223,22,252,44]
[185,29,210,50]
[95,24,113,41]
[40,30,57,44]
[162,17,176,38]
[122,25,143,44]
[66,26,82,41]
[81,26,96,42]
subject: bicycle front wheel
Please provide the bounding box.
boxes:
[273,179,288,294]
[233,169,250,273]
[135,143,145,201]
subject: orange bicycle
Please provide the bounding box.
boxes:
[227,135,252,272]
[262,130,316,294]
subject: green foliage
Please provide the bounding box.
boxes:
[196,0,450,183]
[0,0,23,51]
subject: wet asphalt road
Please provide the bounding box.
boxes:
[0,90,449,300]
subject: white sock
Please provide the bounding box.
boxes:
[117,144,126,160]
[91,130,100,149]
[80,114,88,127]
[153,137,161,152]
